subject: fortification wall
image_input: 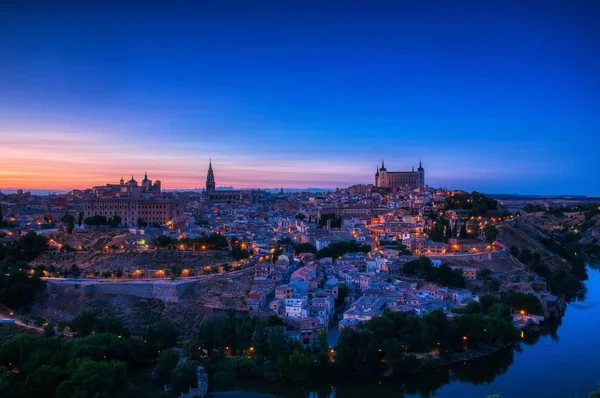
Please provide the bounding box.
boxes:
[46,279,200,303]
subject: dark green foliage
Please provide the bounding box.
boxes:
[428,217,451,242]
[232,246,250,260]
[509,293,543,315]
[170,360,197,393]
[84,215,108,228]
[316,241,371,259]
[294,242,316,254]
[152,235,176,248]
[318,213,342,229]
[398,243,412,255]
[445,192,499,217]
[107,215,121,227]
[156,349,180,380]
[0,232,47,309]
[336,283,350,307]
[0,308,156,398]
[484,225,498,244]
[278,237,295,246]
[523,204,546,213]
[69,310,130,337]
[144,320,178,350]
[136,218,148,228]
[61,214,75,233]
[57,358,127,398]
[403,256,466,288]
[335,328,379,377]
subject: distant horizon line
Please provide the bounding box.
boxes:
[1,187,598,198]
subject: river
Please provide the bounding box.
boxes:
[212,266,600,398]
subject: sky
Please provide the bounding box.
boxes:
[0,1,599,195]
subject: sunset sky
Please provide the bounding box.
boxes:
[1,1,599,194]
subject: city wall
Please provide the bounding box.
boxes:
[46,280,199,303]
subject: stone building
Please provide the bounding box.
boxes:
[83,198,182,227]
[202,160,268,204]
[92,172,161,198]
[375,160,425,191]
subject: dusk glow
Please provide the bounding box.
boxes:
[1,1,599,194]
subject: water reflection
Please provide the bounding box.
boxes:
[215,348,514,398]
[213,266,600,398]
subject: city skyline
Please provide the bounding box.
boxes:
[1,1,599,195]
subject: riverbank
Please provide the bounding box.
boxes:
[210,266,600,398]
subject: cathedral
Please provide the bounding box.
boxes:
[202,160,268,204]
[375,160,425,191]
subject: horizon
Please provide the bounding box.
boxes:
[1,1,599,195]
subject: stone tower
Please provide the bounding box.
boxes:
[378,160,388,187]
[206,159,216,192]
[417,159,425,190]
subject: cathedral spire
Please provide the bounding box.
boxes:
[206,159,216,192]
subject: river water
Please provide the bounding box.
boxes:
[213,266,600,398]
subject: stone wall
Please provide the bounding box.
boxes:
[46,280,199,303]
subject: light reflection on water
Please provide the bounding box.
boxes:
[213,266,600,398]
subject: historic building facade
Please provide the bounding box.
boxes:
[202,160,268,204]
[84,173,181,227]
[83,198,182,227]
[375,160,425,191]
[92,172,161,199]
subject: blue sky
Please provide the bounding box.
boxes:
[0,0,598,194]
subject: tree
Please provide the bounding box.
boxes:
[25,364,62,396]
[84,215,108,229]
[484,225,498,244]
[509,293,542,315]
[77,212,83,227]
[156,349,181,380]
[61,214,75,234]
[398,243,412,255]
[459,223,467,239]
[335,328,379,377]
[232,246,250,261]
[336,283,350,307]
[170,361,197,394]
[58,358,127,398]
[145,320,178,349]
[108,215,121,227]
[137,218,148,229]
[67,264,81,278]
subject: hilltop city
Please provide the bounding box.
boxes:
[0,159,598,396]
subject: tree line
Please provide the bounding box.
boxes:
[0,310,188,398]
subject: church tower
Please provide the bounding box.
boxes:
[206,159,216,192]
[417,159,425,189]
[378,160,388,188]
